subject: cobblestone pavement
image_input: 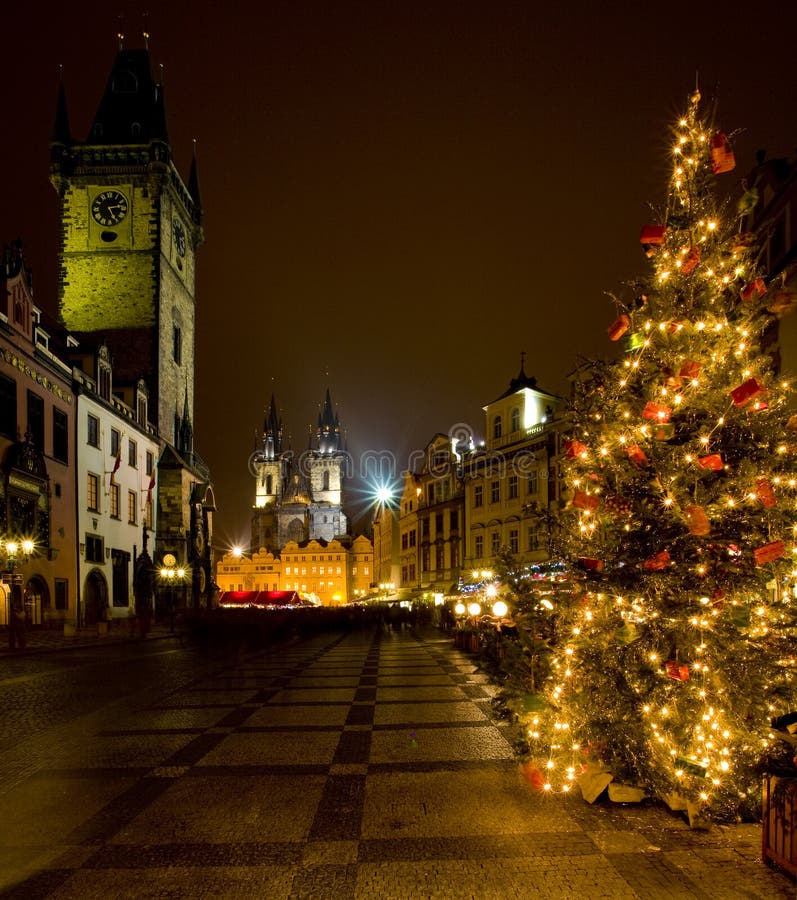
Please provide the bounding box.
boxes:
[0,626,793,899]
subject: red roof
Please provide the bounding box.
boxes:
[218,591,311,608]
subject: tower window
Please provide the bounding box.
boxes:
[173,326,182,365]
[322,470,330,491]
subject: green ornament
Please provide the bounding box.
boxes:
[625,332,645,352]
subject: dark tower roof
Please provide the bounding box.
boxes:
[88,47,169,147]
[188,142,202,223]
[51,76,71,146]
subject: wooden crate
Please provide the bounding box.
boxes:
[763,774,797,878]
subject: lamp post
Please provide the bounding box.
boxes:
[160,553,186,634]
[2,537,33,647]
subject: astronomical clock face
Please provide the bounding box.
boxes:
[91,190,129,227]
[173,218,186,257]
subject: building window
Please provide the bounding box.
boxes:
[87,473,100,511]
[427,482,435,504]
[421,519,430,539]
[493,416,502,439]
[173,325,182,365]
[137,394,147,426]
[85,534,104,563]
[109,483,120,519]
[54,578,68,610]
[528,471,538,495]
[450,510,458,531]
[528,527,540,551]
[510,407,520,433]
[509,528,519,554]
[490,480,500,504]
[53,408,68,464]
[475,534,484,558]
[111,428,120,458]
[508,475,518,499]
[474,485,483,508]
[87,414,99,447]
[128,490,137,524]
[0,373,16,439]
[401,533,408,550]
[128,438,137,468]
[144,496,153,529]
[491,532,500,554]
[409,529,416,547]
[98,365,111,401]
[27,390,44,450]
[435,512,444,534]
[145,450,154,476]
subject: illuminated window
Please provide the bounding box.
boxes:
[109,483,120,519]
[87,473,100,511]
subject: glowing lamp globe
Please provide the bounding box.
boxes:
[492,600,508,617]
[454,602,466,616]
[467,602,482,617]
[376,487,392,504]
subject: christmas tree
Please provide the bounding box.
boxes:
[525,91,797,822]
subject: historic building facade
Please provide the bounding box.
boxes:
[0,243,78,628]
[49,40,214,610]
[463,364,563,572]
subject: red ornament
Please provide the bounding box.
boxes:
[684,505,710,536]
[681,245,701,275]
[665,660,690,681]
[754,540,786,566]
[606,496,633,518]
[520,762,546,791]
[626,444,649,467]
[572,490,600,513]
[642,402,672,423]
[564,440,588,459]
[740,278,767,303]
[640,224,666,246]
[698,454,723,471]
[731,377,765,407]
[578,557,604,572]
[679,360,702,379]
[643,550,670,571]
[710,132,736,174]
[608,314,630,341]
[755,477,777,508]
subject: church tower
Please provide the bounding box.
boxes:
[307,388,347,542]
[251,395,288,551]
[49,39,202,441]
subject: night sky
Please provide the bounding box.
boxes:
[4,1,797,546]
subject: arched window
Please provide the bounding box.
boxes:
[266,474,273,494]
[493,416,502,439]
[510,407,520,433]
[322,470,330,491]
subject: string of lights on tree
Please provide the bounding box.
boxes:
[522,91,797,822]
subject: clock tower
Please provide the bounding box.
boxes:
[50,39,214,608]
[50,41,202,441]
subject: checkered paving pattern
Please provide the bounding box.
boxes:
[0,628,791,898]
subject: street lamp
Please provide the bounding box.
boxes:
[159,553,186,633]
[1,536,33,646]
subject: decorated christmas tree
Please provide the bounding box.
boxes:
[524,91,797,822]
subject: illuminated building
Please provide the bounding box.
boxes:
[463,361,563,570]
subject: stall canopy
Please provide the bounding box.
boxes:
[218,591,313,608]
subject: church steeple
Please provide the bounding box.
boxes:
[316,388,342,454]
[178,386,193,457]
[188,141,202,224]
[262,394,282,460]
